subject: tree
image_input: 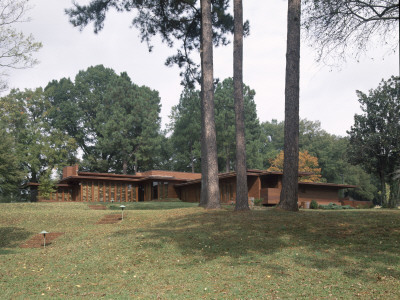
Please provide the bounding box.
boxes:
[347,76,400,207]
[0,87,77,184]
[38,169,56,200]
[0,125,24,200]
[200,0,220,209]
[259,120,285,169]
[169,89,202,173]
[169,78,262,173]
[233,0,248,211]
[0,0,42,90]
[46,65,162,174]
[97,72,162,173]
[260,118,378,201]
[268,150,324,182]
[278,0,301,212]
[214,78,261,171]
[302,0,399,65]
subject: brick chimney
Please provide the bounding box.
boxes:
[62,165,79,179]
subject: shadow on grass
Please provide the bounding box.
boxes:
[113,209,400,282]
[0,227,32,252]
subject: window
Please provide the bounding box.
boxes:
[152,182,158,200]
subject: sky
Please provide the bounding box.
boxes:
[7,0,399,137]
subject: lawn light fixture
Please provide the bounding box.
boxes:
[40,230,49,248]
[120,205,126,220]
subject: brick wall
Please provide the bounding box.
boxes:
[62,165,78,178]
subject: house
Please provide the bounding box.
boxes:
[28,166,357,207]
[175,169,357,206]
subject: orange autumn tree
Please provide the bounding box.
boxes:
[267,150,325,182]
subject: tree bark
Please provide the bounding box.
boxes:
[201,0,220,209]
[199,10,207,207]
[278,0,301,212]
[233,0,249,211]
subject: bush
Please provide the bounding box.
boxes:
[319,203,355,210]
[254,198,263,206]
[310,200,318,209]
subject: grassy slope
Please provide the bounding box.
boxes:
[0,202,399,299]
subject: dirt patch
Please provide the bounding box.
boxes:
[88,205,107,210]
[96,214,122,224]
[20,232,64,248]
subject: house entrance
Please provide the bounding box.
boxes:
[138,185,145,201]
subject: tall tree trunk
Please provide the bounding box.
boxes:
[199,13,208,207]
[278,0,301,212]
[201,0,220,209]
[233,0,249,211]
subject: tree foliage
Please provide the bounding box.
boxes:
[46,65,162,173]
[0,87,77,189]
[0,124,24,199]
[262,118,377,201]
[268,150,324,182]
[169,89,202,173]
[0,0,42,90]
[302,0,399,65]
[347,76,400,207]
[169,78,262,173]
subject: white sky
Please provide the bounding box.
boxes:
[7,0,399,136]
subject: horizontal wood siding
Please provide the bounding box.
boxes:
[299,186,341,205]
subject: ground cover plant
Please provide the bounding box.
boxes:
[1,202,400,298]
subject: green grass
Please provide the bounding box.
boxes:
[1,202,400,299]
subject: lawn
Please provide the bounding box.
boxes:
[1,202,400,299]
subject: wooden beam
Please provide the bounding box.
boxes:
[91,181,94,202]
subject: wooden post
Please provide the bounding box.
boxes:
[125,184,127,202]
[86,182,88,202]
[108,182,111,202]
[91,181,94,202]
[97,182,100,202]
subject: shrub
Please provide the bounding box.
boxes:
[319,203,355,210]
[254,198,263,206]
[310,200,318,209]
